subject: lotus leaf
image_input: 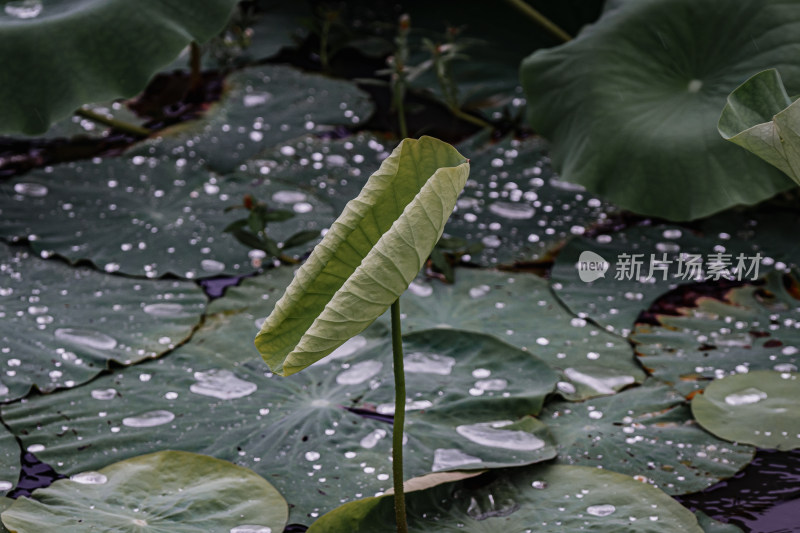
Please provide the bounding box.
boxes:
[0,154,333,278]
[3,272,562,524]
[632,271,800,396]
[540,380,755,495]
[521,0,800,220]
[0,242,205,400]
[255,136,469,376]
[382,268,645,400]
[308,464,704,532]
[719,69,800,186]
[691,370,800,450]
[0,451,287,532]
[0,0,238,135]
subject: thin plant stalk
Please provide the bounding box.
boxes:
[74,107,150,138]
[390,299,408,533]
[503,0,572,43]
[189,41,203,92]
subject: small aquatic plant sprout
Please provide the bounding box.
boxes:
[255,135,470,532]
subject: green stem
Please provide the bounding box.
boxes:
[189,41,203,92]
[390,299,408,533]
[396,93,409,139]
[320,17,331,72]
[449,106,493,131]
[74,108,150,138]
[503,0,572,43]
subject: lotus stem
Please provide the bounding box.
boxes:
[390,299,408,533]
[189,41,202,92]
[503,0,572,43]
[74,108,150,138]
[449,106,493,131]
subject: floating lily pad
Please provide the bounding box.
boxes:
[0,450,288,532]
[540,380,755,495]
[0,242,205,400]
[2,272,559,524]
[521,0,800,221]
[146,64,374,173]
[0,0,238,135]
[550,222,794,336]
[382,269,644,400]
[692,371,800,451]
[0,426,20,497]
[0,154,334,278]
[307,464,704,532]
[632,271,800,397]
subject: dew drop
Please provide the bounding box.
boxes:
[586,504,616,517]
[91,388,117,400]
[200,259,226,273]
[55,328,117,350]
[456,421,545,451]
[272,190,307,204]
[431,448,482,472]
[230,526,271,533]
[336,360,382,385]
[27,444,45,453]
[190,369,257,400]
[469,285,491,299]
[488,202,535,220]
[122,410,175,428]
[242,93,272,107]
[360,428,387,449]
[724,388,768,406]
[408,281,433,297]
[0,481,12,491]
[143,303,190,318]
[4,1,43,20]
[404,352,455,375]
[305,451,321,462]
[70,472,108,485]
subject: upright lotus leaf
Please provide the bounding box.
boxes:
[0,152,333,278]
[377,268,645,400]
[0,0,238,135]
[307,464,704,532]
[692,371,800,451]
[632,271,800,397]
[0,242,205,400]
[719,69,800,185]
[0,451,288,532]
[521,0,800,221]
[255,136,470,376]
[540,380,755,495]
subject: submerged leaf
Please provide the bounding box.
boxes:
[255,136,469,375]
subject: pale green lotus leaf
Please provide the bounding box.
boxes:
[0,451,287,532]
[307,464,704,532]
[0,0,238,135]
[692,371,800,451]
[256,136,470,376]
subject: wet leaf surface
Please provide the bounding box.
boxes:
[308,464,704,532]
[632,272,800,396]
[540,380,755,495]
[0,154,333,278]
[383,268,645,400]
[3,272,561,525]
[0,243,205,400]
[692,371,800,451]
